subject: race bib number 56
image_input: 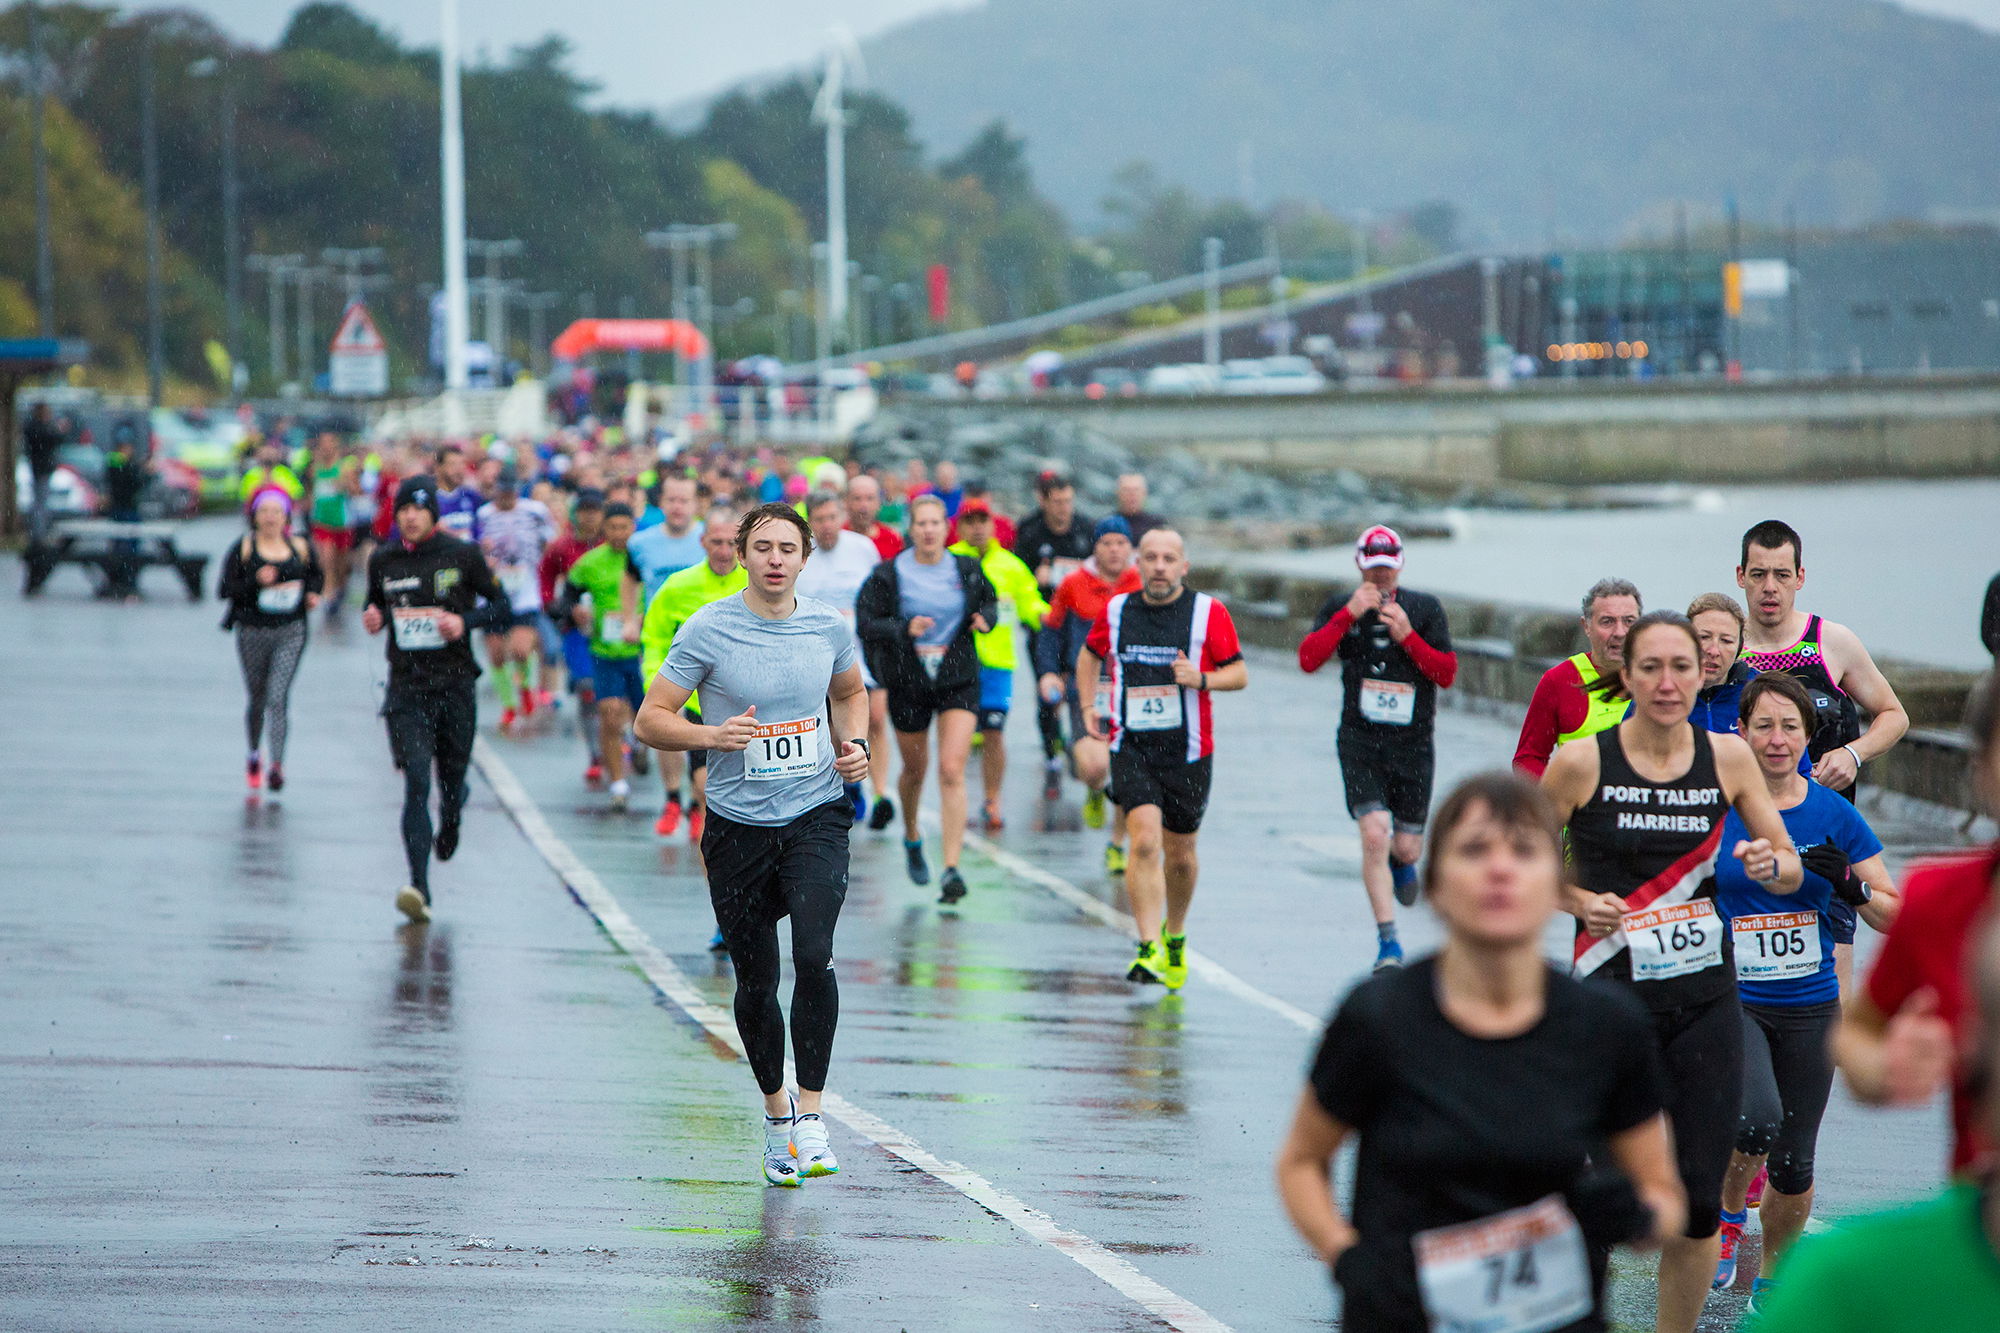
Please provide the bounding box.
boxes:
[1622,900,1723,982]
[1414,1194,1592,1333]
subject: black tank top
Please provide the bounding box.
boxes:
[1569,725,1733,1009]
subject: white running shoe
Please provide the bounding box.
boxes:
[609,779,630,812]
[395,885,431,924]
[791,1111,839,1178]
[762,1110,801,1187]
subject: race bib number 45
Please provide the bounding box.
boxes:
[744,717,821,781]
[1732,911,1820,983]
[392,606,446,650]
[1414,1194,1592,1333]
[1622,899,1723,982]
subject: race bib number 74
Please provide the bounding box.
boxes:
[1414,1194,1592,1333]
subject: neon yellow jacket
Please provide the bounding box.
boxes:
[641,559,748,713]
[948,539,1046,671]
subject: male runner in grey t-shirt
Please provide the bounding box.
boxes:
[634,501,871,1190]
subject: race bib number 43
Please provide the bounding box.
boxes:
[1125,684,1183,732]
[1414,1194,1592,1333]
[1622,899,1723,982]
[745,717,821,781]
[392,606,446,650]
[1732,911,1820,982]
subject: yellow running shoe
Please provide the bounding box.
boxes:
[1127,939,1163,985]
[1161,934,1189,991]
[1104,842,1127,875]
[1082,787,1106,829]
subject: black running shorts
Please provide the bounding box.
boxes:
[1337,729,1434,834]
[1110,750,1212,835]
[888,678,980,735]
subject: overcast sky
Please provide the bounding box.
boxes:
[150,0,2000,114]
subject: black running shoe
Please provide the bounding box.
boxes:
[868,796,895,831]
[1391,856,1420,907]
[904,839,930,886]
[435,813,460,862]
[938,867,967,905]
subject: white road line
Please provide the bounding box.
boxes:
[473,741,1232,1333]
[944,816,1323,1035]
[1286,832,1363,862]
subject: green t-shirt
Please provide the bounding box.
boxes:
[565,542,643,659]
[641,561,749,706]
[1744,1185,2000,1332]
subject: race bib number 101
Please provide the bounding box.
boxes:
[744,717,821,781]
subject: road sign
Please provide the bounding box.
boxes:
[329,300,389,396]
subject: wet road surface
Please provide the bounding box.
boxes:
[1,522,1962,1330]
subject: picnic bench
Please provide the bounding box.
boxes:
[21,518,209,600]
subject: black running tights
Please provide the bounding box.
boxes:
[1735,1000,1839,1195]
[701,800,851,1096]
[384,685,476,891]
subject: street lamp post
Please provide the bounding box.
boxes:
[1201,236,1223,368]
[189,56,242,395]
[141,26,164,406]
[294,265,331,392]
[467,237,525,364]
[518,291,562,378]
[246,252,302,390]
[439,0,470,429]
[28,2,55,337]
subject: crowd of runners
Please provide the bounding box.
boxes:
[216,422,2000,1330]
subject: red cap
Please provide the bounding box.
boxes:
[957,498,993,518]
[1355,524,1403,570]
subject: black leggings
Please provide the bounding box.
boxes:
[1651,990,1744,1240]
[1735,1000,1839,1195]
[702,800,850,1096]
[384,685,476,892]
[1036,696,1065,759]
[236,621,307,763]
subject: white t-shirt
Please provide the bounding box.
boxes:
[794,530,880,622]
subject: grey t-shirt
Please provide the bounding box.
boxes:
[894,549,966,648]
[660,592,859,826]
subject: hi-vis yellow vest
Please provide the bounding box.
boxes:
[1557,652,1627,745]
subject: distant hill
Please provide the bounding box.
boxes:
[856,0,2000,240]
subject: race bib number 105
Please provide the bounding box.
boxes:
[1732,911,1820,983]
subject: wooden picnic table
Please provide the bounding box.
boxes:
[21,518,209,600]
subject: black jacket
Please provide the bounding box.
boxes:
[364,530,511,692]
[856,551,998,695]
[218,533,324,630]
[23,414,62,475]
[1011,510,1095,594]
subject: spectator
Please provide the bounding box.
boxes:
[1115,472,1164,543]
[22,402,63,543]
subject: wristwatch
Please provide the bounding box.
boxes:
[849,738,870,756]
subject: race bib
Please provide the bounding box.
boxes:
[600,613,629,644]
[1094,682,1112,715]
[499,565,536,608]
[1622,899,1723,982]
[744,716,822,781]
[917,644,947,680]
[257,581,303,614]
[1360,677,1416,726]
[1415,1195,1593,1333]
[1050,557,1083,585]
[392,606,446,651]
[1732,911,1821,982]
[1125,684,1183,732]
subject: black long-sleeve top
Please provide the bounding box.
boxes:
[364,529,511,692]
[217,534,325,629]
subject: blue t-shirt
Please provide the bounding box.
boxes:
[894,549,965,648]
[627,524,705,607]
[437,485,484,541]
[1714,782,1883,1007]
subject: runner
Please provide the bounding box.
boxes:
[361,476,512,924]
[1113,472,1165,544]
[540,490,606,783]
[635,501,871,1186]
[1754,913,2000,1333]
[1834,668,2000,1176]
[641,509,747,850]
[1034,516,1141,868]
[475,466,558,732]
[1540,610,1801,1333]
[794,491,886,824]
[552,503,645,811]
[1077,527,1248,990]
[305,430,358,624]
[856,494,998,904]
[948,498,1048,831]
[236,437,302,512]
[1277,771,1684,1333]
[217,488,323,792]
[844,473,903,562]
[1298,524,1456,973]
[1515,578,1642,776]
[1709,672,1901,1308]
[628,475,708,832]
[431,444,484,542]
[1736,518,1909,802]
[1682,592,1756,735]
[1012,470,1095,795]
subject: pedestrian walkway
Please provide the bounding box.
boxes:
[0,525,1959,1330]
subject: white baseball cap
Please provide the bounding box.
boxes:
[1355,524,1404,570]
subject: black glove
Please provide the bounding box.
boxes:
[1800,842,1870,907]
[1566,1167,1655,1247]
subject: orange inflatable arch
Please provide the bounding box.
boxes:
[549,318,710,363]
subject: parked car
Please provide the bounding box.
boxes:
[150,408,238,504]
[14,458,99,519]
[1219,356,1329,396]
[1142,363,1221,395]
